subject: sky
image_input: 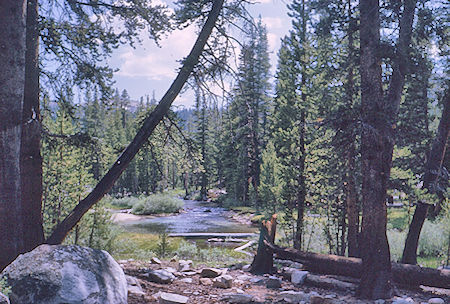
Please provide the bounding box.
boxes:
[107,0,291,108]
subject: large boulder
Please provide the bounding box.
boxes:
[1,244,127,304]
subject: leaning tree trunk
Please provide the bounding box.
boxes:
[402,90,450,265]
[0,0,29,270]
[358,0,416,299]
[46,0,225,245]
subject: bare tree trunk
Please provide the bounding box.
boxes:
[0,0,28,270]
[46,0,225,245]
[345,0,359,258]
[402,90,449,264]
[358,0,416,299]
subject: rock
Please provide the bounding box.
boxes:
[213,275,233,289]
[242,265,251,272]
[165,267,177,273]
[374,300,385,304]
[0,293,9,304]
[126,275,145,296]
[222,293,254,303]
[236,274,251,281]
[170,256,178,262]
[392,297,415,304]
[151,257,162,264]
[200,278,213,286]
[428,299,445,304]
[1,244,127,304]
[179,278,193,284]
[200,268,222,278]
[266,276,282,289]
[146,269,175,284]
[159,292,188,304]
[291,270,308,286]
[277,290,310,303]
[249,277,265,285]
[178,260,193,272]
[229,263,245,270]
[310,295,337,304]
[181,271,196,276]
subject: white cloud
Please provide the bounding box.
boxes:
[115,25,197,80]
[262,17,284,30]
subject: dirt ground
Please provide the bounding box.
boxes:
[121,260,450,304]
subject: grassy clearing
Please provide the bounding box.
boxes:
[111,232,252,267]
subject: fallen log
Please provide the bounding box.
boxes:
[268,243,450,289]
[250,214,277,274]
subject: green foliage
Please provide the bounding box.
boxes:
[156,232,171,258]
[0,276,11,297]
[108,196,142,209]
[131,194,184,215]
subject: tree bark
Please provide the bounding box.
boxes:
[21,0,45,254]
[270,245,450,289]
[0,0,28,270]
[358,0,417,299]
[250,214,277,275]
[402,90,450,264]
[401,201,429,264]
[46,0,225,245]
[345,0,359,258]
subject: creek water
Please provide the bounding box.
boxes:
[119,199,257,235]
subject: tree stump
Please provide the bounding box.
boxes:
[250,214,277,275]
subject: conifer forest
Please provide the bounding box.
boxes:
[0,0,449,302]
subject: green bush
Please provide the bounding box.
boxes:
[0,276,11,297]
[109,196,141,209]
[131,194,183,215]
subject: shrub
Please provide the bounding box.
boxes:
[131,194,184,215]
[109,196,141,209]
[0,276,11,297]
[418,220,447,258]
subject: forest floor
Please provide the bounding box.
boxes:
[120,259,450,304]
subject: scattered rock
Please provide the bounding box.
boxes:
[126,275,145,296]
[277,290,310,303]
[179,278,193,284]
[291,270,308,286]
[200,278,213,286]
[178,260,193,272]
[236,274,251,281]
[229,263,245,270]
[242,265,251,272]
[200,268,222,278]
[165,267,177,274]
[266,276,282,289]
[249,277,265,285]
[170,256,178,262]
[222,293,254,303]
[146,269,175,284]
[151,257,162,265]
[428,298,445,304]
[213,275,233,289]
[159,292,188,304]
[392,297,415,304]
[374,300,385,304]
[1,244,127,304]
[0,293,9,304]
[181,271,197,276]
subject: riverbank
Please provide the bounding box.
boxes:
[121,258,450,304]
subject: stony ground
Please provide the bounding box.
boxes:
[120,259,450,304]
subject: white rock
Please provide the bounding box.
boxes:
[392,297,415,304]
[146,269,175,284]
[179,278,193,284]
[1,245,126,304]
[151,257,162,264]
[213,275,233,289]
[222,293,254,303]
[428,298,445,304]
[291,270,309,285]
[200,278,213,286]
[277,290,310,303]
[159,292,188,304]
[0,292,9,304]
